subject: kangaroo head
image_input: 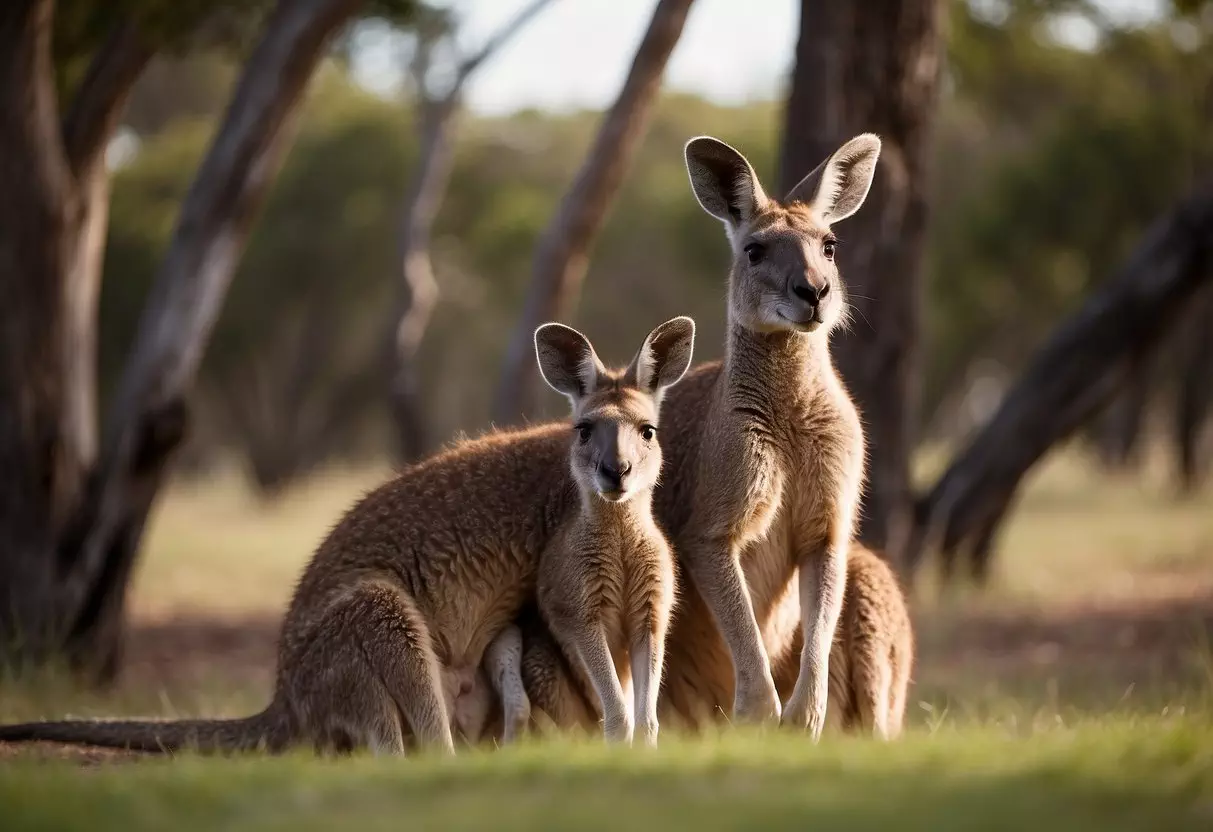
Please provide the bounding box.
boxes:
[534,317,695,503]
[683,134,880,337]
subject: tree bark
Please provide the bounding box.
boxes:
[491,0,696,424]
[777,0,943,558]
[0,0,358,676]
[1092,360,1151,470]
[388,0,553,460]
[1173,284,1213,493]
[0,5,156,670]
[389,97,454,460]
[0,0,80,658]
[61,22,154,481]
[905,185,1213,581]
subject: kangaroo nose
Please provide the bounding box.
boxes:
[791,276,827,305]
[598,460,630,488]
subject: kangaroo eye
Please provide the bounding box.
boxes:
[744,242,766,265]
[640,425,656,442]
[575,423,592,444]
[823,239,837,260]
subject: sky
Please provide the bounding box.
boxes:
[350,0,1167,117]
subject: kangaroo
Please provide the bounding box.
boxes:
[530,318,686,745]
[460,135,884,742]
[824,544,913,739]
[0,134,879,753]
[0,319,691,756]
[451,320,690,748]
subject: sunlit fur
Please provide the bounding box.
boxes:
[725,202,849,336]
[469,544,914,743]
[454,319,692,747]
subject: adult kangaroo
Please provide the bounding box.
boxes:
[503,134,882,737]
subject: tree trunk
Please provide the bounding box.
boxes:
[61,21,155,489]
[492,0,696,424]
[0,0,79,659]
[1174,285,1213,493]
[777,0,943,558]
[388,96,457,461]
[58,0,363,676]
[0,0,361,677]
[905,185,1213,581]
[1092,359,1151,470]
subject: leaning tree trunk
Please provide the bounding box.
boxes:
[492,0,696,424]
[778,0,943,557]
[905,184,1213,583]
[0,0,361,679]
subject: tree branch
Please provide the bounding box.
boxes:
[451,0,553,90]
[906,183,1213,579]
[388,0,553,459]
[61,21,153,179]
[492,0,696,423]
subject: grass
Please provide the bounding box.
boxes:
[1,447,1211,829]
[2,724,1212,831]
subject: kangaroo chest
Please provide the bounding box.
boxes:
[725,387,859,564]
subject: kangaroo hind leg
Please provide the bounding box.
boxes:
[323,580,455,753]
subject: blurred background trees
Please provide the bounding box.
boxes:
[107,0,1209,479]
[2,0,1210,673]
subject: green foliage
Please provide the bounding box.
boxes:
[923,1,1213,422]
[100,2,1209,481]
[101,84,781,468]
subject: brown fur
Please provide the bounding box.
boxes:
[0,135,881,753]
[465,543,913,743]
[822,545,914,739]
[486,318,687,746]
[640,134,882,735]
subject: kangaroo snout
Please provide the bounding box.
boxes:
[596,458,631,496]
[790,273,828,307]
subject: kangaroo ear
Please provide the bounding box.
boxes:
[784,133,881,224]
[627,316,696,403]
[534,323,605,403]
[684,136,769,230]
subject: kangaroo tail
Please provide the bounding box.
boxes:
[0,704,291,754]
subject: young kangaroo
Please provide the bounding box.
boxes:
[530,318,688,745]
[450,320,690,748]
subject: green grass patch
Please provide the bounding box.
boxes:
[2,722,1212,831]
